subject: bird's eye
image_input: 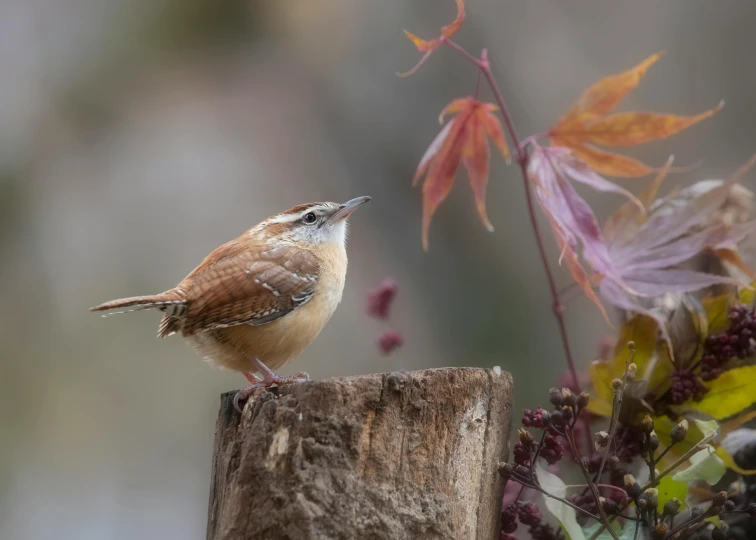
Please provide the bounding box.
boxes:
[302,212,318,225]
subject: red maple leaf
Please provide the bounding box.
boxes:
[414,96,510,250]
[399,0,465,77]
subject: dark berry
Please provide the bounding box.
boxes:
[501,504,518,534]
[668,369,708,404]
[518,502,542,527]
[513,442,531,466]
[701,304,756,380]
[540,434,564,465]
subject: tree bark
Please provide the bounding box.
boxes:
[206,367,513,540]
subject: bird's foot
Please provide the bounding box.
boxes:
[233,373,267,412]
[233,363,311,412]
[253,357,309,386]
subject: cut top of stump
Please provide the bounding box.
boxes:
[207,367,513,540]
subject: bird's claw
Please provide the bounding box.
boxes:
[233,371,311,413]
[292,371,310,382]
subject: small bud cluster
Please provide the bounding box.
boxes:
[668,369,709,404]
[515,414,564,466]
[366,278,404,355]
[701,304,756,380]
[500,502,559,540]
[521,407,552,431]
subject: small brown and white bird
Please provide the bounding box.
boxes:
[90,196,371,408]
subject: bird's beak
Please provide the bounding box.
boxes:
[328,196,371,223]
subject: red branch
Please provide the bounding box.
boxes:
[444,39,582,398]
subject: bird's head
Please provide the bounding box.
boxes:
[254,196,371,247]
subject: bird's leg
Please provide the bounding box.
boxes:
[233,360,310,412]
[253,357,310,385]
[233,372,265,412]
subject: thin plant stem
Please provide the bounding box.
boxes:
[563,483,628,497]
[655,444,673,463]
[443,39,586,448]
[589,430,718,540]
[598,351,634,483]
[511,473,602,522]
[565,428,621,540]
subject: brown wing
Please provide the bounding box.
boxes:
[174,244,320,336]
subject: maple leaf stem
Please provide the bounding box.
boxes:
[471,46,583,384]
[444,38,591,452]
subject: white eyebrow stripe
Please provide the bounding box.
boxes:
[266,213,303,224]
[265,204,333,224]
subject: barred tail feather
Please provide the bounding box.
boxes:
[89,290,186,318]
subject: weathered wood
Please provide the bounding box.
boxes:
[206,367,513,540]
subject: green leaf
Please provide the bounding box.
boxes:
[655,477,688,514]
[693,366,756,419]
[740,281,756,305]
[536,458,585,540]
[672,445,726,485]
[693,418,719,439]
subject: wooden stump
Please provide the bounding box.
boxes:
[206,367,513,540]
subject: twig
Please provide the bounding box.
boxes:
[665,509,709,539]
[515,430,548,504]
[598,348,634,483]
[588,430,718,540]
[655,443,673,463]
[510,471,603,522]
[565,428,621,540]
[443,39,582,398]
[651,433,715,487]
[647,432,658,527]
[563,483,628,497]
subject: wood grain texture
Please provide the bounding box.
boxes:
[206,367,513,540]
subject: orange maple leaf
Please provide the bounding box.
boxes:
[398,0,465,77]
[414,96,510,250]
[550,51,723,178]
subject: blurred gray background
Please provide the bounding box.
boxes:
[2,1,755,538]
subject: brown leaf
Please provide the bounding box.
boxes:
[549,52,721,177]
[573,103,723,147]
[712,247,756,281]
[556,51,665,127]
[554,138,655,178]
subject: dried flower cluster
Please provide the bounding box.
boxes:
[500,501,560,540]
